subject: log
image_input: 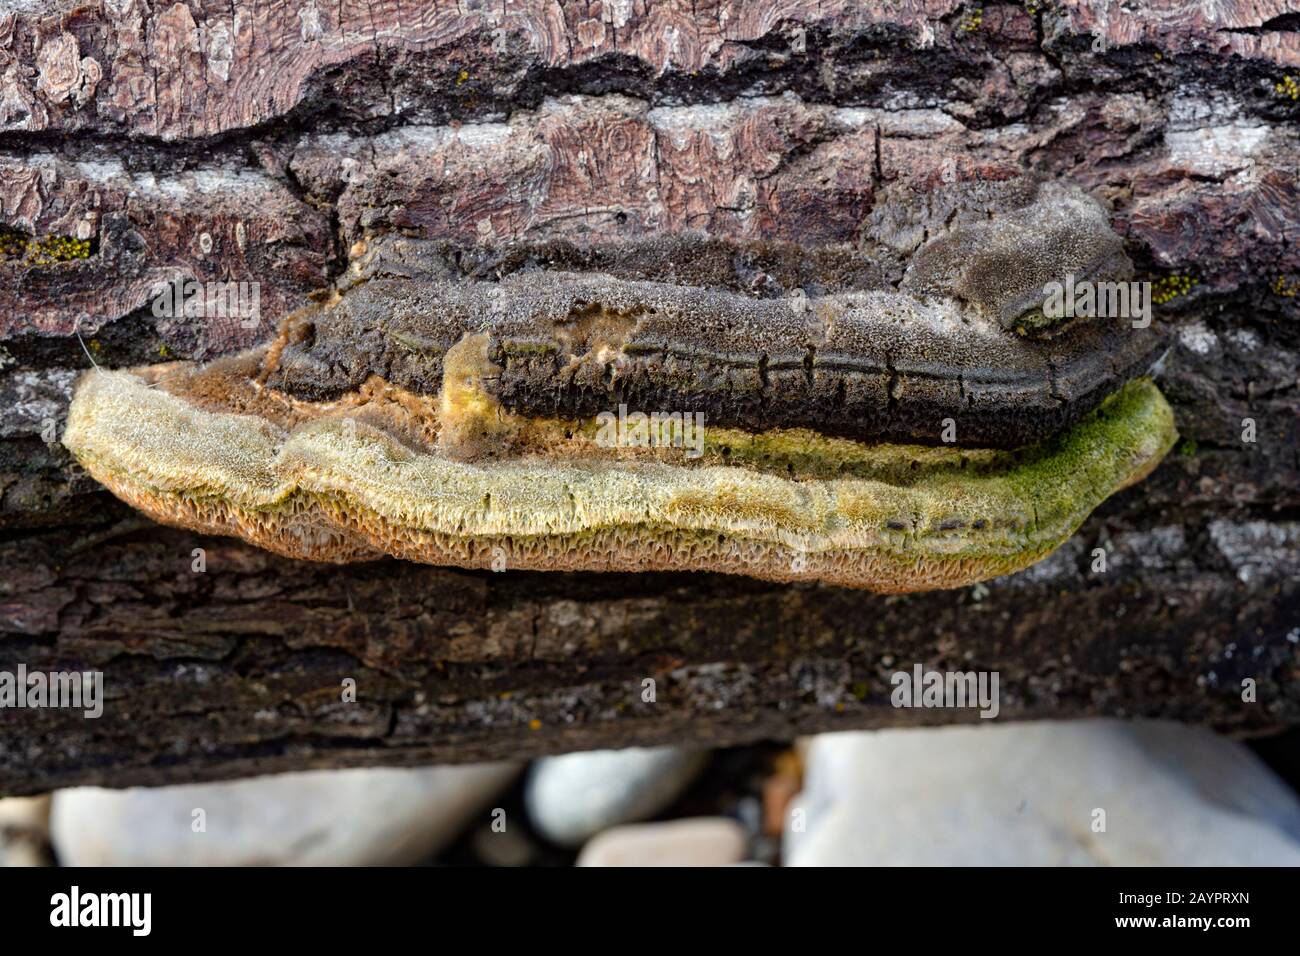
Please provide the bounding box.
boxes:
[1,0,1298,794]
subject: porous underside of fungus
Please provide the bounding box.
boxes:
[63,338,1176,591]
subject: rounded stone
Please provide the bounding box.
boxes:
[525,746,710,847]
[51,763,518,866]
[577,817,748,867]
[785,721,1300,866]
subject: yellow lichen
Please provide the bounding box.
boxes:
[0,227,92,265]
[1151,274,1194,305]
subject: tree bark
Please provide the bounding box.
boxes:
[1,1,1298,794]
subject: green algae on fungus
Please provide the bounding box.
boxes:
[62,350,1176,591]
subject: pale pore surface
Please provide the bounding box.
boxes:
[64,368,1176,592]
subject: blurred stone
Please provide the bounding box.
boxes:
[51,764,518,866]
[470,820,538,867]
[785,720,1300,866]
[0,795,51,867]
[525,746,709,847]
[577,817,748,867]
[0,794,50,831]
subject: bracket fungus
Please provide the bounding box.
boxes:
[64,179,1177,591]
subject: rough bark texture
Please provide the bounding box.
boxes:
[1,1,1298,794]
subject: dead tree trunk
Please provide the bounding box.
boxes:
[1,1,1298,794]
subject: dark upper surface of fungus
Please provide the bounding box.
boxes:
[899,179,1133,333]
[264,178,1163,449]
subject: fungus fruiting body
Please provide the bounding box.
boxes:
[63,178,1177,591]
